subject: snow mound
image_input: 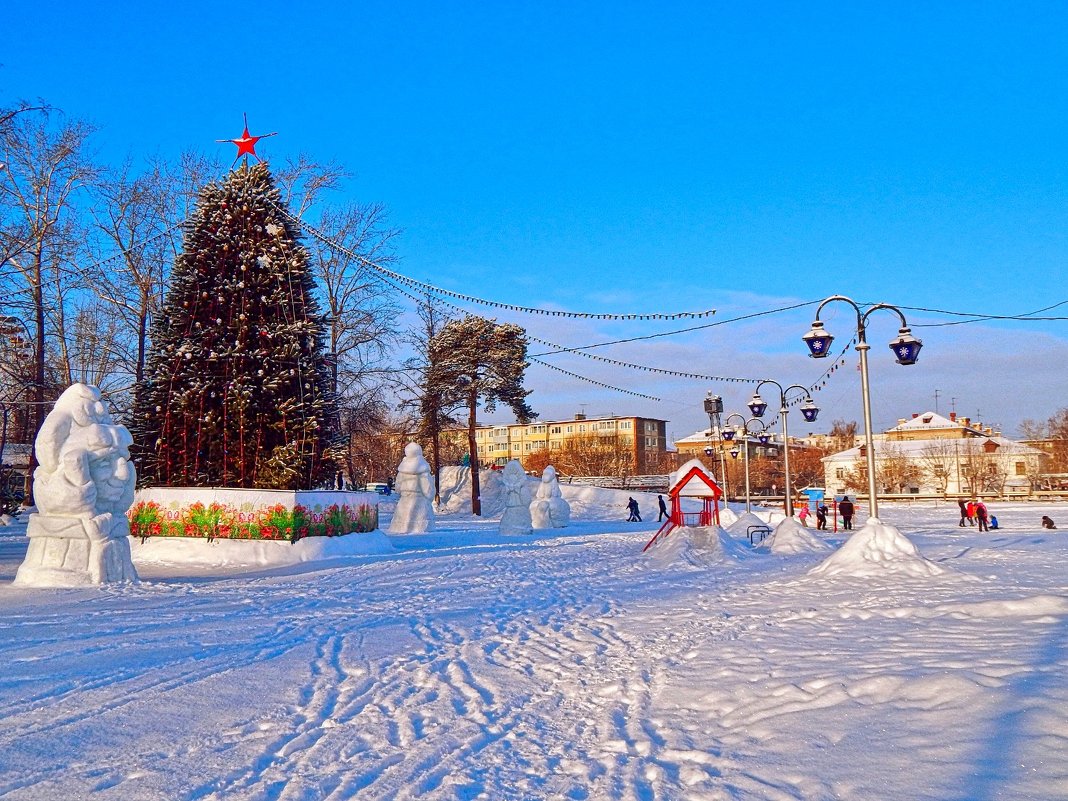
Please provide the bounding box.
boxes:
[0,514,15,526]
[132,530,395,569]
[809,519,946,578]
[762,518,832,555]
[718,507,739,527]
[726,511,774,540]
[435,466,511,517]
[645,525,749,568]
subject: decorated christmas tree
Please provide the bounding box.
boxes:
[130,162,336,489]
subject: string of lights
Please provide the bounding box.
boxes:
[528,358,662,401]
[284,209,717,321]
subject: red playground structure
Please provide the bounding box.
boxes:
[643,460,723,552]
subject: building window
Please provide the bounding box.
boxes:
[620,421,631,430]
[512,444,520,452]
[551,426,561,434]
[566,426,573,433]
[579,425,586,433]
[1015,461,1026,475]
[836,468,845,479]
[645,437,656,448]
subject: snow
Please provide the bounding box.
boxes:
[1,481,1067,800]
[809,517,949,578]
[763,516,833,554]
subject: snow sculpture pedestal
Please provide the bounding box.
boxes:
[499,460,533,536]
[530,465,570,529]
[388,443,435,534]
[15,384,139,587]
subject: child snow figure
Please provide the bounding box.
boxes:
[798,504,810,526]
[530,465,570,529]
[499,460,533,535]
[388,442,435,534]
[816,504,828,530]
[657,494,668,521]
[1042,515,1057,530]
[626,497,641,522]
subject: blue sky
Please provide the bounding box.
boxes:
[4,2,1067,442]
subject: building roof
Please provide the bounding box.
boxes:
[822,436,1044,462]
[887,411,987,436]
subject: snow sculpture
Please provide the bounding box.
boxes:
[530,465,570,528]
[499,460,533,535]
[388,442,435,534]
[15,383,139,587]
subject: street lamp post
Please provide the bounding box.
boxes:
[747,382,819,517]
[704,392,729,499]
[801,295,923,520]
[722,413,768,513]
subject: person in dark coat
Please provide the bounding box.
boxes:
[657,494,668,521]
[838,497,855,530]
[957,498,968,527]
[626,497,641,522]
[816,504,828,530]
[1042,515,1057,530]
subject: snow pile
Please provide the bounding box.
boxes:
[436,466,511,517]
[645,525,750,569]
[131,530,394,568]
[725,511,774,540]
[762,517,832,555]
[809,518,947,578]
[0,514,15,526]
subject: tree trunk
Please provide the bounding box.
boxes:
[468,388,481,516]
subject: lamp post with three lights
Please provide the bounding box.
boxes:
[746,383,820,517]
[721,413,770,513]
[801,295,923,521]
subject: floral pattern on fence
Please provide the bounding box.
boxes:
[128,500,378,543]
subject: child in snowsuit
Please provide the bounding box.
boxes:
[1042,515,1057,530]
[816,504,828,530]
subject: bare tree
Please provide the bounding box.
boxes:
[395,295,459,502]
[89,158,176,393]
[0,107,98,503]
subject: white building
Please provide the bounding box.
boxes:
[822,411,1045,498]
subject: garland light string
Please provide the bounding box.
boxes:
[282,208,715,321]
[529,358,662,402]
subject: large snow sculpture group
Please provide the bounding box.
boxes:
[15,384,139,587]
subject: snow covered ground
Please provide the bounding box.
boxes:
[0,483,1066,801]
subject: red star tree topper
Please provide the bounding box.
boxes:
[218,113,277,167]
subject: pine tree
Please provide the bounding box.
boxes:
[427,315,535,515]
[130,163,336,489]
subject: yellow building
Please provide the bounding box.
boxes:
[446,413,670,475]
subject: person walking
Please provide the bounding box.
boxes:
[816,504,828,530]
[657,494,668,521]
[838,496,855,531]
[957,498,968,527]
[975,499,989,532]
[626,497,641,522]
[798,505,810,527]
